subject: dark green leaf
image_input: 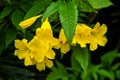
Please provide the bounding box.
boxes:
[59,2,78,44]
[71,52,82,71]
[42,0,62,21]
[116,70,120,79]
[73,45,89,71]
[0,6,13,19]
[11,9,25,31]
[56,60,68,76]
[97,69,114,80]
[101,50,120,66]
[46,68,62,80]
[0,31,6,55]
[24,0,52,19]
[88,0,113,9]
[73,0,95,12]
[5,27,18,48]
[46,61,68,80]
[111,63,120,71]
[0,65,35,76]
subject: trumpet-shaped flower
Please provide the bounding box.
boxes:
[19,15,41,29]
[36,57,53,71]
[14,39,34,66]
[28,18,58,62]
[28,36,55,62]
[56,29,70,54]
[36,18,59,46]
[72,23,91,47]
[89,22,107,51]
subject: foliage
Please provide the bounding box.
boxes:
[0,0,119,80]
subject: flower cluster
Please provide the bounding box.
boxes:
[14,15,107,71]
[58,22,107,53]
[15,17,58,71]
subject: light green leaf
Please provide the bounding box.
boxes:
[73,45,89,71]
[42,0,62,21]
[5,27,18,48]
[0,6,13,19]
[88,0,113,9]
[11,9,24,31]
[59,2,78,44]
[24,0,52,19]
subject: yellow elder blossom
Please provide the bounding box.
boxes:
[57,22,107,53]
[14,39,35,66]
[19,15,41,29]
[56,29,70,54]
[35,18,58,46]
[28,18,58,62]
[28,36,56,62]
[15,18,58,71]
[72,23,91,47]
[36,57,53,71]
[89,22,107,51]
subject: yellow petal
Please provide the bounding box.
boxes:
[41,18,52,31]
[90,42,98,51]
[14,47,30,59]
[46,48,55,59]
[61,42,70,54]
[24,54,33,66]
[15,39,27,50]
[45,58,53,68]
[19,15,41,29]
[98,24,107,35]
[96,36,107,46]
[59,29,67,44]
[36,62,45,71]
[94,22,100,29]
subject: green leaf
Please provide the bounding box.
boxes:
[73,45,89,71]
[73,0,95,12]
[116,70,120,79]
[0,65,35,79]
[0,6,13,19]
[59,2,78,44]
[5,27,18,48]
[11,9,25,31]
[42,0,62,21]
[46,61,68,80]
[24,0,52,19]
[111,63,120,71]
[97,69,114,80]
[101,50,120,66]
[0,31,6,55]
[71,52,82,71]
[88,0,113,9]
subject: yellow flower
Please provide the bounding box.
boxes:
[27,18,57,62]
[28,36,56,62]
[36,57,53,71]
[19,15,41,29]
[72,23,91,47]
[56,29,70,54]
[89,22,107,51]
[14,39,34,66]
[36,18,58,46]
